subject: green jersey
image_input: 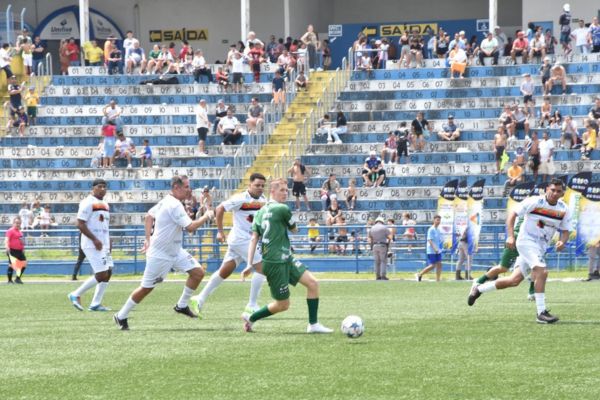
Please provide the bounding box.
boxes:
[252,201,297,263]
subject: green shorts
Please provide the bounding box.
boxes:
[263,258,307,300]
[500,247,519,269]
[27,106,37,118]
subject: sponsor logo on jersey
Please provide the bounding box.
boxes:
[531,207,566,221]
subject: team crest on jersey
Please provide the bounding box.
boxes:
[99,214,104,222]
[537,220,545,228]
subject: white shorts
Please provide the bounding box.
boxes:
[538,161,555,175]
[82,247,114,273]
[223,240,262,267]
[23,53,32,67]
[141,249,201,288]
[515,242,546,280]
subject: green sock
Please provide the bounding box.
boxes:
[307,298,319,325]
[529,281,535,295]
[250,305,272,323]
[476,274,489,285]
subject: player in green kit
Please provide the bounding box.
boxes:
[241,178,333,333]
[468,218,534,306]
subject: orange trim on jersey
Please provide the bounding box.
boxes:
[531,207,565,221]
[240,202,264,211]
[92,204,110,212]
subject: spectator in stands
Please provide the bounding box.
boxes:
[369,217,391,280]
[196,99,209,155]
[18,203,32,232]
[493,26,507,56]
[265,35,278,63]
[66,37,80,67]
[520,73,535,117]
[381,131,397,164]
[246,97,264,134]
[513,106,531,140]
[307,218,321,253]
[344,178,357,211]
[411,111,430,152]
[527,131,541,182]
[39,205,53,233]
[416,215,443,282]
[329,111,347,144]
[179,40,192,62]
[123,31,136,54]
[91,138,104,168]
[510,31,529,64]
[7,106,28,136]
[400,212,416,240]
[588,97,600,123]
[114,132,136,168]
[229,50,246,92]
[103,36,115,65]
[539,56,552,92]
[215,66,229,91]
[514,146,527,174]
[493,126,507,174]
[325,197,341,226]
[528,30,546,62]
[248,42,264,83]
[125,40,147,74]
[58,39,70,75]
[333,215,349,255]
[218,107,242,145]
[362,150,386,188]
[107,42,122,75]
[300,24,319,70]
[25,87,38,126]
[503,159,524,196]
[559,3,573,55]
[295,70,308,91]
[271,70,286,108]
[571,19,591,54]
[288,158,311,211]
[407,36,424,68]
[192,49,213,83]
[15,27,31,52]
[213,99,228,134]
[498,105,516,140]
[7,75,24,114]
[590,17,600,53]
[0,43,13,78]
[320,173,341,211]
[85,40,104,66]
[20,39,33,76]
[276,48,293,79]
[196,186,213,218]
[561,115,579,149]
[545,63,567,95]
[434,30,450,59]
[438,114,461,141]
[581,119,597,160]
[101,121,116,168]
[549,110,563,129]
[394,122,410,163]
[448,43,467,79]
[146,45,163,74]
[378,38,390,69]
[539,131,555,182]
[479,31,499,65]
[539,96,552,128]
[357,51,373,72]
[102,100,123,131]
[139,139,152,167]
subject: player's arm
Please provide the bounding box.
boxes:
[505,210,518,249]
[5,234,10,252]
[184,209,214,233]
[77,218,102,251]
[556,229,569,251]
[142,213,155,252]
[215,203,226,242]
[242,231,260,281]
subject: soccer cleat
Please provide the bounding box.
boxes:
[173,305,197,318]
[88,304,111,312]
[113,314,129,330]
[189,297,203,319]
[15,277,23,284]
[244,304,260,314]
[241,312,254,332]
[306,323,334,334]
[536,310,559,324]
[467,285,482,306]
[415,273,422,282]
[527,294,535,302]
[68,293,84,311]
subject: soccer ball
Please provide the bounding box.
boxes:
[341,315,364,338]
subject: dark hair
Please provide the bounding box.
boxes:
[433,215,441,220]
[171,175,189,188]
[249,173,266,182]
[2,43,9,49]
[549,178,565,189]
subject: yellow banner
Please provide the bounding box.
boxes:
[380,23,438,37]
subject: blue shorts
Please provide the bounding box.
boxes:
[426,253,442,264]
[560,32,571,44]
[104,136,116,157]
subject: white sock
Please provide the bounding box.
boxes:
[478,281,497,293]
[196,273,224,308]
[177,286,195,308]
[535,293,546,314]
[117,296,138,320]
[247,272,266,308]
[72,276,98,297]
[90,282,109,307]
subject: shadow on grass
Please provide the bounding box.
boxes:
[557,320,600,325]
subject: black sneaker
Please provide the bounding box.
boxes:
[113,314,129,331]
[173,305,197,318]
[592,271,600,280]
[536,310,559,324]
[467,286,481,306]
[7,280,14,284]
[15,277,23,284]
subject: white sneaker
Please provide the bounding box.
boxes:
[127,163,132,168]
[306,322,333,333]
[189,296,203,319]
[241,312,254,332]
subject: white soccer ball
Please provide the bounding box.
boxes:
[341,315,364,338]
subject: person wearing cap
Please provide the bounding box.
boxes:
[196,99,209,155]
[479,31,499,65]
[559,3,573,55]
[438,115,460,141]
[368,217,392,280]
[529,30,546,62]
[416,215,443,282]
[68,179,113,312]
[545,62,567,95]
[15,27,32,51]
[510,31,529,64]
[362,150,386,188]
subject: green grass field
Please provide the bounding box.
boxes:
[2,277,600,400]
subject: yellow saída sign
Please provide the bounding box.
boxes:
[149,28,208,42]
[380,23,438,36]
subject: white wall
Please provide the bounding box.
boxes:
[522,0,600,35]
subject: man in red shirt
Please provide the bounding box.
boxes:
[66,37,80,66]
[179,40,191,62]
[510,31,529,64]
[248,42,264,83]
[5,217,27,284]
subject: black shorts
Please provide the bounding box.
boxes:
[515,121,527,129]
[529,154,541,170]
[531,50,543,57]
[495,145,505,161]
[7,249,26,261]
[292,181,306,197]
[197,127,208,141]
[232,72,243,84]
[336,235,349,243]
[362,169,386,177]
[523,95,533,104]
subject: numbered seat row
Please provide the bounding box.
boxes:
[67,63,284,76]
[44,83,276,97]
[0,177,228,191]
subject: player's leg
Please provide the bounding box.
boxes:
[68,248,106,310]
[174,251,204,318]
[193,256,237,311]
[435,260,442,281]
[242,261,286,331]
[88,251,114,311]
[468,261,525,306]
[72,247,86,280]
[298,268,333,333]
[531,265,557,323]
